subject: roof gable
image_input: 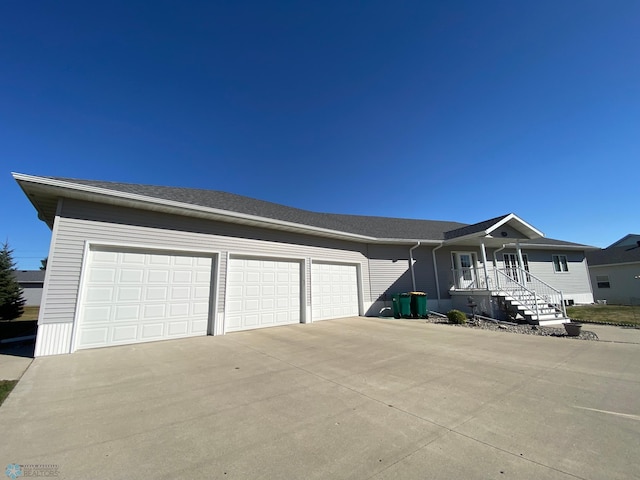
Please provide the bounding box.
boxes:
[444,213,543,241]
[607,234,640,249]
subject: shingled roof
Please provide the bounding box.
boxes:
[45,176,467,240]
[443,214,511,240]
[15,174,593,248]
[587,243,640,266]
[12,270,45,283]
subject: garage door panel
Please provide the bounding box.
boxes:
[312,263,359,321]
[80,327,108,346]
[90,268,116,282]
[168,321,188,335]
[86,287,114,302]
[226,257,301,332]
[141,323,163,339]
[143,304,165,318]
[117,287,142,301]
[112,325,137,342]
[114,305,139,321]
[123,252,145,264]
[77,248,213,350]
[83,306,111,323]
[148,270,169,283]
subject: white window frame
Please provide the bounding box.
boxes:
[503,253,530,282]
[552,254,569,273]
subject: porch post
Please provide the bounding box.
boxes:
[516,240,526,286]
[480,242,490,290]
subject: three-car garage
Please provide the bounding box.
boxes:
[74,246,361,351]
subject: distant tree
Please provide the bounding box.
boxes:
[0,242,26,320]
[40,256,48,270]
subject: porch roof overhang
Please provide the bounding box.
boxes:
[441,213,544,247]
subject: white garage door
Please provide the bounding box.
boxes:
[225,257,301,332]
[311,262,359,320]
[76,248,213,350]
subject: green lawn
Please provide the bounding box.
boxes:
[0,380,18,406]
[567,304,640,326]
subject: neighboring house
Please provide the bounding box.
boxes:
[586,234,640,305]
[12,270,45,306]
[14,173,596,356]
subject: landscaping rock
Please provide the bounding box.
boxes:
[425,316,599,341]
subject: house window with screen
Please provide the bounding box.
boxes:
[596,275,611,288]
[552,254,569,272]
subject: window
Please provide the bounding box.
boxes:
[596,275,611,288]
[503,253,530,282]
[552,255,569,272]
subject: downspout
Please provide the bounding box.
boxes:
[409,241,421,291]
[432,243,444,311]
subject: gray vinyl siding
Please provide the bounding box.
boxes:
[492,247,591,300]
[19,284,44,306]
[365,244,437,315]
[367,245,413,303]
[412,246,437,297]
[40,199,370,325]
[505,248,592,296]
[589,263,640,305]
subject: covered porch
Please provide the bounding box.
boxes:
[433,214,569,325]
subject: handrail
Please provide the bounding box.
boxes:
[450,266,567,320]
[495,267,566,318]
[511,267,566,318]
[494,269,540,319]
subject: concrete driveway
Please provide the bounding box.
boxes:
[1,317,638,480]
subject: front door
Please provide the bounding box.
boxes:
[453,252,475,288]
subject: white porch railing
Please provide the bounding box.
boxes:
[451,267,567,318]
[451,267,489,289]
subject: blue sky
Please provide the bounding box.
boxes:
[1,0,638,270]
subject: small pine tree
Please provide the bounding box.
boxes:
[0,242,26,320]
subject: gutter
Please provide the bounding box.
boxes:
[12,173,442,246]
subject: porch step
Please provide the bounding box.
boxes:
[492,291,568,325]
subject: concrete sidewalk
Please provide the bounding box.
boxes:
[1,317,638,479]
[0,343,33,380]
[580,323,640,344]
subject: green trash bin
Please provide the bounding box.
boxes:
[410,292,428,318]
[392,293,412,318]
[392,294,401,318]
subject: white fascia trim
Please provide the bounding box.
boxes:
[13,173,375,242]
[486,213,544,238]
[508,243,594,251]
[13,173,442,245]
[445,214,545,244]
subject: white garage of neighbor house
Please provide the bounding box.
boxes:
[14,173,596,356]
